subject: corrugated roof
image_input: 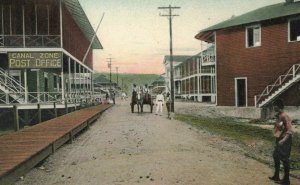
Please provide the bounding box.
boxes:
[196,1,300,39]
[64,0,103,49]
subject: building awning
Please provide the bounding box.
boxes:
[64,0,103,49]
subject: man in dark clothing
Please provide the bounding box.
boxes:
[269,99,293,185]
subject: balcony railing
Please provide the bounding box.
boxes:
[0,35,61,48]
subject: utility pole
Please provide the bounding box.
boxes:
[158,5,180,113]
[107,56,114,90]
[115,67,119,85]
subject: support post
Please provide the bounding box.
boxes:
[24,69,28,103]
[65,101,68,114]
[68,57,71,93]
[13,105,19,131]
[61,69,65,101]
[54,102,57,118]
[38,104,42,123]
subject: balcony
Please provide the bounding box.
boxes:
[0,35,61,48]
[200,44,215,66]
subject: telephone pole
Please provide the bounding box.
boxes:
[107,56,114,90]
[115,67,119,85]
[158,5,180,113]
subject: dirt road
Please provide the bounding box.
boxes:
[16,100,300,185]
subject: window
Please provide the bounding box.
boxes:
[53,74,58,89]
[246,25,261,47]
[289,18,300,42]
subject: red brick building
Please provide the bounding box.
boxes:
[196,0,300,107]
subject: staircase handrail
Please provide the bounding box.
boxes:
[0,68,25,93]
[255,64,300,107]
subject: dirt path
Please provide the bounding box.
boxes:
[16,100,300,185]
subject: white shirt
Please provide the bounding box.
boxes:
[155,94,164,104]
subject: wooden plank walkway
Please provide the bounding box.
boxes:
[0,104,112,185]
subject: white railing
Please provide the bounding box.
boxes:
[254,64,300,107]
[0,91,101,105]
[202,54,216,64]
[0,35,61,48]
[0,68,26,103]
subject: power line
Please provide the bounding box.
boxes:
[158,5,180,113]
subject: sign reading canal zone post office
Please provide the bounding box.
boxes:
[8,52,62,69]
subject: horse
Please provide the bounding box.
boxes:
[130,89,143,113]
[141,91,154,113]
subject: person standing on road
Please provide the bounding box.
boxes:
[166,92,171,119]
[155,92,164,116]
[269,99,293,185]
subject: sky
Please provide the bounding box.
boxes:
[79,0,283,74]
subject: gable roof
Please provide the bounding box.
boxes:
[64,0,103,49]
[196,1,300,40]
[163,55,192,65]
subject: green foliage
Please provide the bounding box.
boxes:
[176,114,300,171]
[94,73,160,94]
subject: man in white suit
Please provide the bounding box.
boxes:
[155,92,164,116]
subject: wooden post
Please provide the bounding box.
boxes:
[65,101,68,114]
[13,105,19,131]
[54,102,57,118]
[38,104,42,123]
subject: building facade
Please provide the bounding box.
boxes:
[177,45,216,102]
[0,0,102,107]
[196,0,300,107]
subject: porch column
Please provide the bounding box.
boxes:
[61,67,65,101]
[74,61,76,93]
[59,0,63,47]
[91,72,94,94]
[22,5,25,47]
[68,57,71,93]
[37,69,40,103]
[79,65,82,93]
[24,69,28,103]
[197,57,200,101]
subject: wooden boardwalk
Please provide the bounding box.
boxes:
[0,104,112,185]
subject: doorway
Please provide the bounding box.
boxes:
[235,78,247,107]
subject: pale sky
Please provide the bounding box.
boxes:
[79,0,283,74]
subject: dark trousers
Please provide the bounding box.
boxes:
[272,137,292,180]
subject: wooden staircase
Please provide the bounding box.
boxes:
[255,64,300,107]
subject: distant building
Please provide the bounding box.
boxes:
[175,46,216,102]
[196,0,300,107]
[163,55,191,98]
[150,75,165,94]
[93,75,119,94]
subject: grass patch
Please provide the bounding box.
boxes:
[176,114,300,172]
[0,128,14,136]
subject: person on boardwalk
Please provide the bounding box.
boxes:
[269,99,293,185]
[155,92,164,116]
[166,92,171,119]
[105,92,109,100]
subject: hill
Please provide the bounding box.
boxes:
[93,73,160,94]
